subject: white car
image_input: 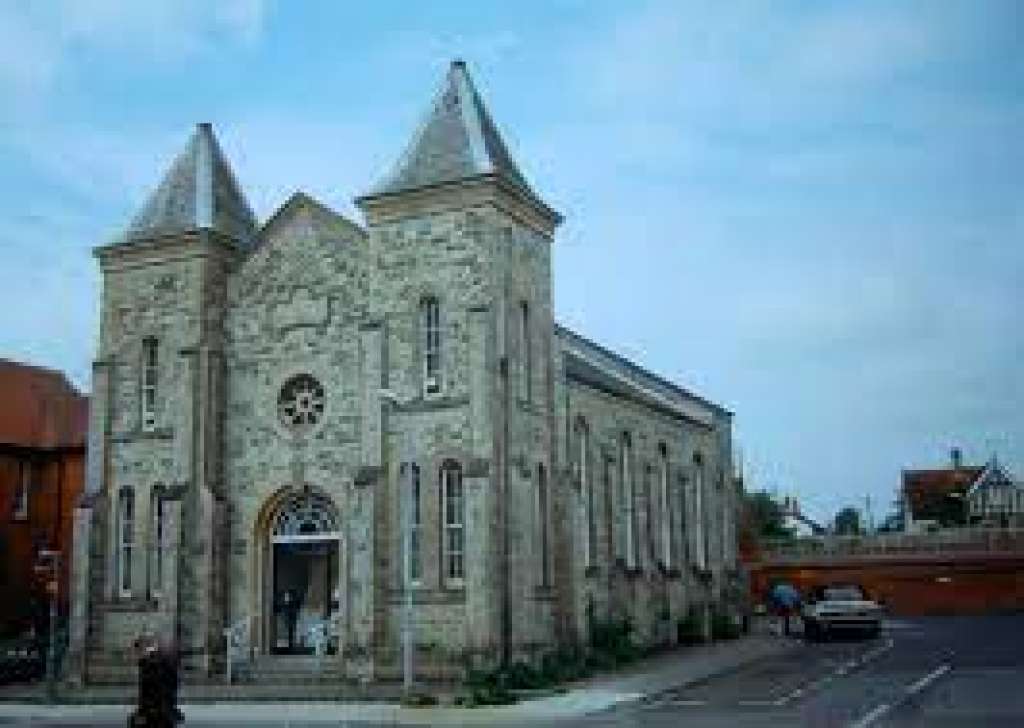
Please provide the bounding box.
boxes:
[802,584,883,641]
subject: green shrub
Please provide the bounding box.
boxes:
[588,616,638,665]
[711,613,740,640]
[400,691,438,707]
[677,609,704,644]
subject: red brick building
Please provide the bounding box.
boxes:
[0,359,88,635]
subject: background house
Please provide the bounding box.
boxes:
[903,448,1020,533]
[0,359,88,635]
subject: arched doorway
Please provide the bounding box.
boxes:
[258,487,342,655]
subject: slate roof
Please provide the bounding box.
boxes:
[365,60,535,198]
[555,324,731,426]
[903,466,984,521]
[122,123,258,246]
[0,359,88,450]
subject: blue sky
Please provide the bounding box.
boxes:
[1,0,1020,525]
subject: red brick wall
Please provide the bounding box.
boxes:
[749,557,1024,616]
[0,447,85,634]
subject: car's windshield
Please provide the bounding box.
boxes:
[821,585,866,601]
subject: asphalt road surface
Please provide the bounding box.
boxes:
[582,614,1024,727]
[3,615,1022,727]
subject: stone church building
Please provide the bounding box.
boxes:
[67,61,741,684]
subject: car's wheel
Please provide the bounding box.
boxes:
[867,623,881,639]
[805,620,819,642]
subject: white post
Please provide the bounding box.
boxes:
[380,389,415,694]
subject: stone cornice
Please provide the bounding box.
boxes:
[355,174,561,238]
[94,229,245,272]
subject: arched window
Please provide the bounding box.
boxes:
[141,338,158,431]
[693,453,707,569]
[519,301,531,401]
[271,489,339,537]
[658,444,672,568]
[118,486,135,598]
[577,420,596,568]
[538,463,549,585]
[421,297,442,396]
[408,464,422,584]
[149,485,166,599]
[620,433,636,568]
[678,473,689,563]
[441,462,464,583]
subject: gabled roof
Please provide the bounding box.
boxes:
[966,458,1018,497]
[122,123,257,246]
[903,466,984,521]
[260,191,366,244]
[364,60,535,199]
[0,359,88,450]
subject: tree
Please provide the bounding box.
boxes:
[744,491,794,540]
[834,506,862,535]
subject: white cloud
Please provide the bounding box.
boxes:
[0,1,268,99]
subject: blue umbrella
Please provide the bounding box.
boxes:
[768,583,801,611]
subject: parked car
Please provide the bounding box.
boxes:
[802,583,883,641]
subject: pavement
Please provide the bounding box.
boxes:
[8,616,1021,726]
[0,632,795,726]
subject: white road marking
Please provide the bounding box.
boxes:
[775,639,895,707]
[738,699,776,706]
[848,662,952,727]
[849,701,892,728]
[906,663,951,695]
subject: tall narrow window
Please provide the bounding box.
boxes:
[645,466,655,565]
[693,457,707,569]
[118,487,135,598]
[441,462,464,583]
[150,487,165,599]
[578,421,596,568]
[141,338,158,431]
[678,475,689,563]
[519,301,531,401]
[621,434,636,568]
[409,464,422,585]
[659,445,672,567]
[538,463,549,585]
[13,461,29,521]
[421,297,441,396]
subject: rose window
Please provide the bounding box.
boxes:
[277,374,325,429]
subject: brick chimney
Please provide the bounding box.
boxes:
[951,447,962,469]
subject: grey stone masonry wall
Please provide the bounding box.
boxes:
[555,326,738,650]
[77,66,743,682]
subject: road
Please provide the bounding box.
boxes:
[2,615,1022,726]
[580,615,1024,727]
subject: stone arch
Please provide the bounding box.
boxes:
[250,484,345,655]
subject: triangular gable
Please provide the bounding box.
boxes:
[259,191,365,245]
[967,459,1017,497]
[232,192,365,300]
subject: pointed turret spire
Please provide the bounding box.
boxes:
[122,123,257,246]
[366,60,536,198]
